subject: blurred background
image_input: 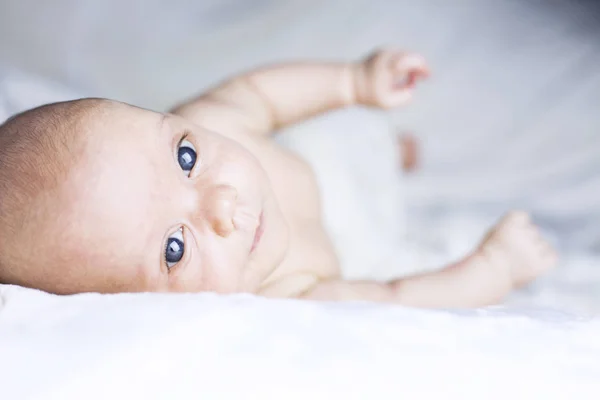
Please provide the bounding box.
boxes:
[0,0,599,310]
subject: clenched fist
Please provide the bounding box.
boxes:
[352,49,430,109]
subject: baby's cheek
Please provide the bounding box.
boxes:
[199,239,247,294]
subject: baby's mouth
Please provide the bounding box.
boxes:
[232,209,264,252]
[250,211,264,253]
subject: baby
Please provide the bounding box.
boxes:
[0,49,557,307]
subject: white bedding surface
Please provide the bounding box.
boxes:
[1,284,600,400]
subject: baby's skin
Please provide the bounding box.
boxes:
[0,50,557,307]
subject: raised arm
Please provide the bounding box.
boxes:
[170,50,429,135]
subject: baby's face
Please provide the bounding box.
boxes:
[41,102,289,294]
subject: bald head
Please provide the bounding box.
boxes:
[0,98,108,290]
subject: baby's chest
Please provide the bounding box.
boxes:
[257,142,341,282]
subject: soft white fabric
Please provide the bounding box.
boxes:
[1,284,600,400]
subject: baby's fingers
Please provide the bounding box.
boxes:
[391,54,430,88]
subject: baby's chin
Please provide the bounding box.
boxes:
[249,204,290,285]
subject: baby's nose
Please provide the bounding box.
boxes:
[204,184,238,237]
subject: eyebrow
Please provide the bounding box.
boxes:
[142,214,168,288]
[141,112,172,285]
[159,113,168,131]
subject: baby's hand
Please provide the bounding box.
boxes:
[353,49,430,109]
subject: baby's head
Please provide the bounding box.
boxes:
[0,99,288,294]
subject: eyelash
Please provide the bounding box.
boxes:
[179,131,191,147]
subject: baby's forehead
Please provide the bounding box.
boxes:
[77,107,168,177]
[62,103,168,240]
[83,101,163,140]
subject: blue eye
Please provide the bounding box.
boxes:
[178,139,197,176]
[165,228,185,269]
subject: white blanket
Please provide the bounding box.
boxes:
[1,285,600,400]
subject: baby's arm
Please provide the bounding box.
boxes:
[303,262,506,309]
[171,50,429,135]
[301,212,557,308]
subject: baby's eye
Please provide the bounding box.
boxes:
[165,228,185,269]
[177,139,197,176]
